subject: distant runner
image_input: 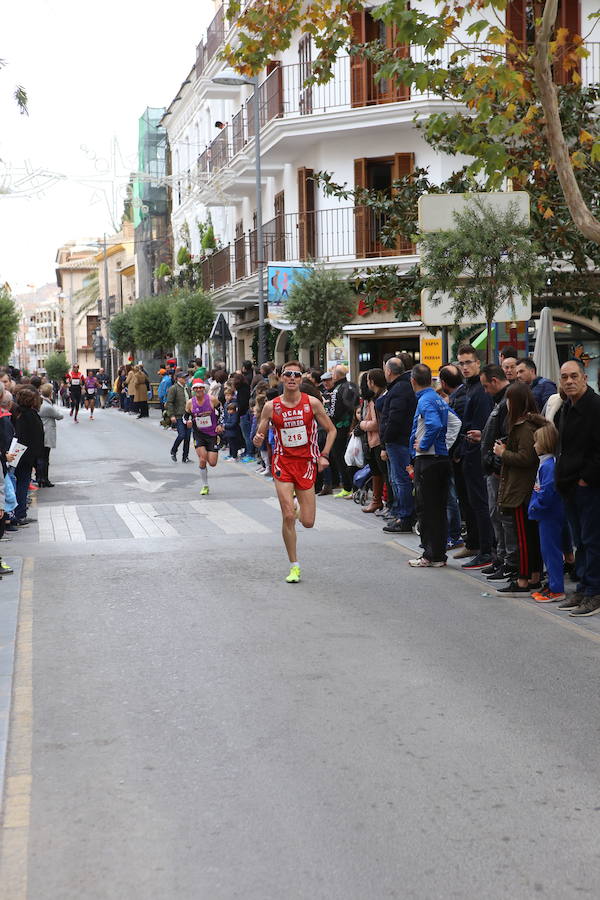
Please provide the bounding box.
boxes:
[84,370,100,420]
[67,364,83,422]
[185,379,223,495]
[253,360,335,583]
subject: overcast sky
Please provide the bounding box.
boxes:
[0,0,214,294]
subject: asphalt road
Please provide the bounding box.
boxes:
[1,405,600,899]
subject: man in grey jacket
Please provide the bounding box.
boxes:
[166,371,191,463]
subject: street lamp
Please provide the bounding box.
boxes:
[211,67,267,365]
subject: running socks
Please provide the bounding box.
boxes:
[199,467,208,486]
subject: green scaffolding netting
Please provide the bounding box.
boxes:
[133,106,167,228]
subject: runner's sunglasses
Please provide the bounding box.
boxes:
[281,370,302,378]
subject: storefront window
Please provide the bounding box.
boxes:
[357,338,421,372]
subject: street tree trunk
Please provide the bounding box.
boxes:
[534,0,600,245]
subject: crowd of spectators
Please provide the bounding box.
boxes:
[3,344,600,618]
[151,349,600,616]
[0,365,65,577]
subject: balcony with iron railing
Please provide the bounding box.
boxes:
[279,43,600,115]
[180,42,600,202]
[197,205,415,303]
[195,1,254,79]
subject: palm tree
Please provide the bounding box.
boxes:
[73,272,100,323]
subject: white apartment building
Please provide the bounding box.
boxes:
[32,300,61,371]
[162,0,600,378]
[11,285,62,374]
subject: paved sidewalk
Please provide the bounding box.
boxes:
[0,557,22,812]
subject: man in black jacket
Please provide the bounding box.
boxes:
[478,365,516,580]
[328,365,358,497]
[555,359,600,616]
[455,345,494,569]
[379,358,417,532]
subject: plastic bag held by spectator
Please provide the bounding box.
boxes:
[344,433,364,468]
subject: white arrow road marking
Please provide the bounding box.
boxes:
[127,471,166,493]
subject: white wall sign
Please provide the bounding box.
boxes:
[421,289,532,327]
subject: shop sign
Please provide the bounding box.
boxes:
[357,298,393,317]
[420,336,444,376]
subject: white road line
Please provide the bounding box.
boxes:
[114,504,148,539]
[62,505,86,542]
[37,508,55,543]
[126,502,170,537]
[138,503,178,537]
[263,497,363,531]
[48,506,73,542]
[190,500,271,535]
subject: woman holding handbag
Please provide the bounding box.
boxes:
[358,368,387,513]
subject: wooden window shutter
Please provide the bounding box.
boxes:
[354,158,368,258]
[385,24,410,102]
[350,11,368,108]
[506,0,526,43]
[265,60,283,121]
[298,167,315,260]
[392,152,414,182]
[392,153,415,254]
[554,1,581,85]
[274,191,285,260]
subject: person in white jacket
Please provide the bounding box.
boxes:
[38,383,63,487]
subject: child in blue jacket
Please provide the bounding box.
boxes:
[528,422,565,603]
[222,388,242,460]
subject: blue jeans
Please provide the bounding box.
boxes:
[15,464,32,521]
[240,411,253,456]
[565,485,600,597]
[447,472,462,542]
[385,443,414,521]
[539,517,565,594]
[170,417,191,459]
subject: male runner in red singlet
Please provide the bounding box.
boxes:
[253,361,336,582]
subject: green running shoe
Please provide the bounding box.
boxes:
[200,485,209,496]
[285,564,301,583]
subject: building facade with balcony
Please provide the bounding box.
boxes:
[162,0,600,377]
[55,242,100,372]
[95,222,136,375]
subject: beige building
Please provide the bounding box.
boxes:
[94,222,136,374]
[55,242,100,371]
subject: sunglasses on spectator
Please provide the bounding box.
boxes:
[282,371,302,378]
